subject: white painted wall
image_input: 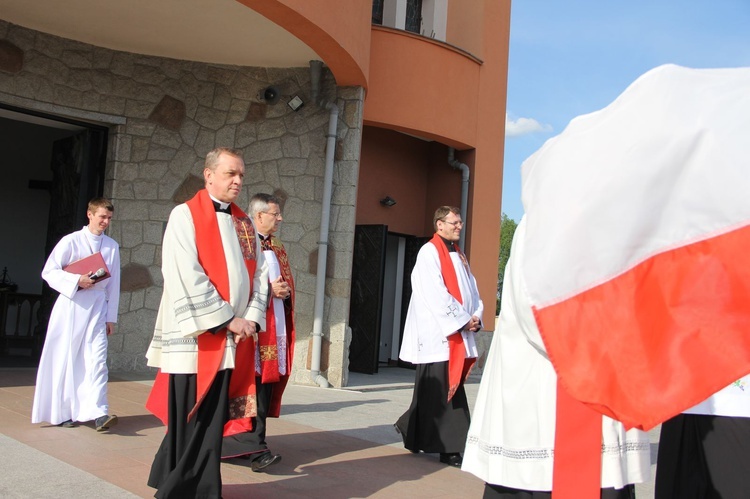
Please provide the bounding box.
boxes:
[383,0,407,30]
[421,0,448,40]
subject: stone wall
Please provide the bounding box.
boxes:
[0,20,363,387]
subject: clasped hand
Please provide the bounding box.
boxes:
[227,317,257,343]
[271,276,291,300]
[464,315,481,332]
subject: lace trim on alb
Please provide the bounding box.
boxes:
[466,436,650,460]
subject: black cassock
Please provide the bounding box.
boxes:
[396,360,470,454]
[148,370,231,499]
[656,413,750,499]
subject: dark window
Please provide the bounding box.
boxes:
[405,0,422,34]
[372,0,384,25]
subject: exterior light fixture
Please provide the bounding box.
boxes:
[288,95,304,111]
[380,196,396,207]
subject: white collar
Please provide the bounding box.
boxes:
[208,193,230,210]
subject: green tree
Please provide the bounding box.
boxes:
[496,213,518,314]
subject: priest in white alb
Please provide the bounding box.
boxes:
[32,197,121,432]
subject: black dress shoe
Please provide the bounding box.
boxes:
[95,414,118,432]
[251,451,282,472]
[439,453,462,467]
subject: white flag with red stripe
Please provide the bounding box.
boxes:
[519,64,750,431]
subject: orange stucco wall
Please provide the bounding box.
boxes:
[364,27,482,149]
[446,0,485,59]
[361,1,511,325]
[466,1,511,325]
[246,0,511,324]
[357,127,461,236]
[237,0,371,88]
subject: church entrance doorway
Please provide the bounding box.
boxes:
[0,105,108,367]
[348,224,428,374]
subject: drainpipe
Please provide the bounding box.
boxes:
[448,147,469,251]
[309,60,335,388]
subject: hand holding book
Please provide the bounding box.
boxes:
[64,252,111,289]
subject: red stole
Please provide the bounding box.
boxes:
[552,382,602,499]
[146,189,258,426]
[430,234,476,402]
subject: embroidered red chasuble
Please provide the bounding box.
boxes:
[225,234,296,440]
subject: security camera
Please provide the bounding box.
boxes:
[261,86,281,105]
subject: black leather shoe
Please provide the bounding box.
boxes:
[439,453,462,467]
[58,419,77,428]
[95,414,118,432]
[251,451,282,472]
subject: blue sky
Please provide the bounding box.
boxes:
[501,0,750,222]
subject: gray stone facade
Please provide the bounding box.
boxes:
[0,20,363,387]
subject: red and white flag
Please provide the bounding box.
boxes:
[520,64,750,432]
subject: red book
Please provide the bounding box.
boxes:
[63,252,111,282]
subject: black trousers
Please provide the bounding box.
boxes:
[656,413,750,499]
[221,376,274,459]
[483,483,635,498]
[148,370,231,499]
[395,361,471,454]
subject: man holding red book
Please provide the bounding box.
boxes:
[32,197,121,432]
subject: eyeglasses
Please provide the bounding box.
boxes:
[262,211,282,219]
[441,219,463,227]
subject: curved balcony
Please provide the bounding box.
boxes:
[364,26,483,149]
[238,0,371,88]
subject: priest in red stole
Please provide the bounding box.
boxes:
[395,206,483,468]
[221,193,295,473]
[145,147,268,499]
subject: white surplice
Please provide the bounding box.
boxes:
[462,219,651,491]
[145,203,268,374]
[399,241,482,365]
[32,227,121,425]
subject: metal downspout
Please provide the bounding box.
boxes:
[309,60,333,388]
[448,147,470,251]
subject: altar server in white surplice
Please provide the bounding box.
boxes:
[32,197,121,432]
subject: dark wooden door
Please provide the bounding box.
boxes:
[348,225,387,374]
[36,129,108,345]
[44,129,108,254]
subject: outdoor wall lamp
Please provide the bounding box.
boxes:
[288,95,304,111]
[380,196,397,207]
